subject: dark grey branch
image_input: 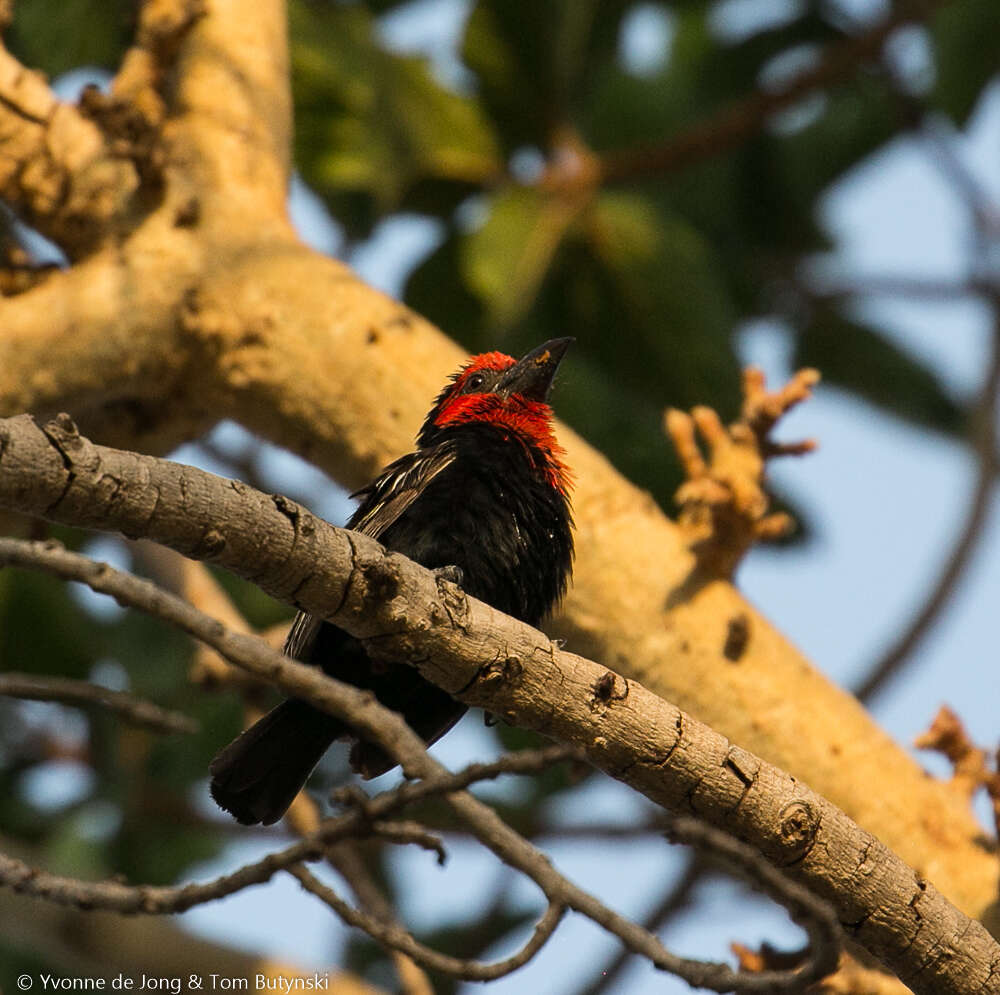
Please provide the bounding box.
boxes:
[0,672,198,734]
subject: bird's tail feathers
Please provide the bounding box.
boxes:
[209,699,342,826]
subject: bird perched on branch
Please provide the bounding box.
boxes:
[210,338,575,825]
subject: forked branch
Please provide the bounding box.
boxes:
[666,367,818,577]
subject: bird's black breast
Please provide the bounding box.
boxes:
[357,425,573,626]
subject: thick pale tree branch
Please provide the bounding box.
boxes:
[0,0,996,959]
[0,43,140,255]
[1,417,998,993]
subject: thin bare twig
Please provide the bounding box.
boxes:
[666,819,842,981]
[576,854,708,995]
[364,821,446,865]
[0,672,198,734]
[291,865,566,983]
[0,537,844,993]
[320,835,436,995]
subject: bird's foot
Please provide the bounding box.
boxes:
[433,564,464,586]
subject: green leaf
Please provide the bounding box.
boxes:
[462,0,634,151]
[701,16,841,105]
[42,810,109,879]
[584,191,738,410]
[207,567,293,632]
[0,569,104,680]
[793,308,964,435]
[404,230,486,340]
[460,186,582,329]
[584,7,714,152]
[290,1,501,236]
[8,0,132,77]
[112,820,223,885]
[584,7,840,154]
[930,0,1000,124]
[777,82,899,216]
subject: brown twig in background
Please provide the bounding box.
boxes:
[666,367,818,577]
[0,733,567,981]
[804,273,990,303]
[666,819,842,980]
[0,537,847,993]
[131,541,278,693]
[362,821,446,865]
[320,836,436,995]
[732,946,905,993]
[284,788,443,995]
[532,819,672,841]
[919,120,1000,247]
[599,1,944,184]
[0,672,197,734]
[292,791,437,995]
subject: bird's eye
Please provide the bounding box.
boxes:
[466,373,486,391]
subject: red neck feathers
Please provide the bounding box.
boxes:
[423,352,572,495]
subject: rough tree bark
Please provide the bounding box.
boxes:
[2,415,999,994]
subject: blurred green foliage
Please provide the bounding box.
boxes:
[6,0,133,78]
[289,0,981,512]
[1,0,996,983]
[4,0,981,506]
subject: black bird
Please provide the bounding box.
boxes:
[210,338,575,825]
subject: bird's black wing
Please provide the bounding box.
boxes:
[283,442,457,660]
[347,443,457,538]
[213,443,461,822]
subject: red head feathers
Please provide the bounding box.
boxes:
[418,339,573,494]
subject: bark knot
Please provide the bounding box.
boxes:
[200,528,226,556]
[723,612,750,661]
[778,800,819,862]
[591,670,628,712]
[362,557,401,604]
[477,653,523,687]
[433,566,470,630]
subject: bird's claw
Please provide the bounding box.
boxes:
[434,564,464,586]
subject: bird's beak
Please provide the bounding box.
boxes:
[500,338,574,402]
